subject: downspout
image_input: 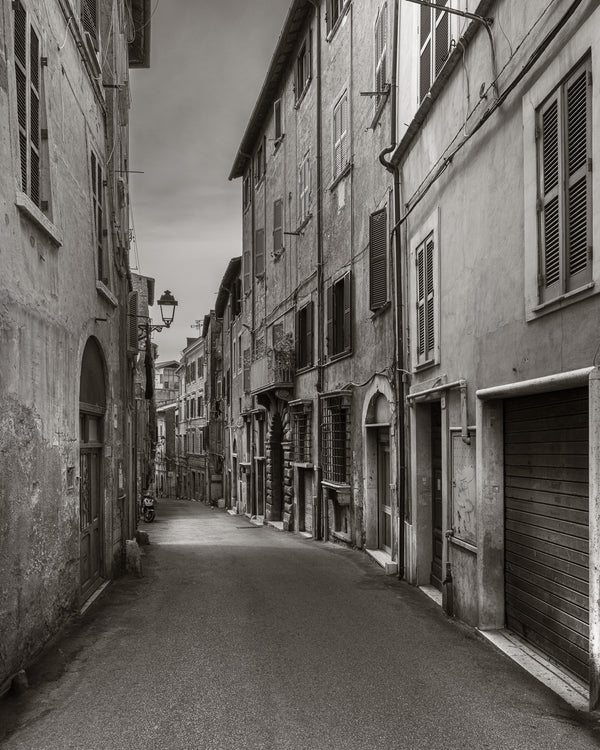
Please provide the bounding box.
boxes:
[378,0,405,578]
[308,0,324,541]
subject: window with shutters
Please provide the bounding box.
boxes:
[273,199,284,259]
[296,301,314,370]
[327,272,352,359]
[419,0,450,104]
[243,245,251,295]
[255,227,265,277]
[90,150,107,283]
[375,4,388,109]
[295,31,312,105]
[127,291,139,355]
[369,208,388,311]
[274,98,284,143]
[81,0,99,50]
[326,0,349,38]
[243,174,251,212]
[13,1,50,214]
[332,91,349,182]
[298,151,311,224]
[537,58,592,303]
[243,348,251,393]
[291,402,312,463]
[415,232,436,366]
[254,138,266,185]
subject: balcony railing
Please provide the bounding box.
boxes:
[250,349,295,395]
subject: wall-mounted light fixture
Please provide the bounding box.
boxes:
[138,289,178,341]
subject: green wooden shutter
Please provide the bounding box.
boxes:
[343,272,352,352]
[295,308,301,366]
[243,247,251,292]
[127,291,139,354]
[565,64,592,292]
[369,208,388,310]
[539,93,561,302]
[255,228,265,277]
[434,1,449,77]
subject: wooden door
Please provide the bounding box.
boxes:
[377,428,392,554]
[430,403,443,590]
[80,412,103,598]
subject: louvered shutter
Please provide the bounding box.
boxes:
[326,0,333,34]
[81,0,98,47]
[326,284,334,358]
[255,228,265,276]
[539,93,561,302]
[376,4,387,96]
[29,26,40,206]
[343,272,352,352]
[434,1,449,77]
[127,291,139,354]
[416,243,425,357]
[306,301,313,366]
[419,5,431,103]
[369,208,388,310]
[425,237,435,358]
[565,65,591,291]
[273,199,283,254]
[274,99,283,140]
[243,247,251,292]
[295,308,301,365]
[14,1,28,194]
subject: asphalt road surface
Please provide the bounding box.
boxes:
[2,498,600,749]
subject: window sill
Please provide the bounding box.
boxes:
[296,363,315,375]
[96,280,118,307]
[370,301,391,319]
[322,480,351,491]
[327,349,352,365]
[528,282,596,320]
[328,162,353,192]
[414,359,438,374]
[15,192,63,247]
[292,461,313,469]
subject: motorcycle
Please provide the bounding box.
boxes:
[141,494,156,523]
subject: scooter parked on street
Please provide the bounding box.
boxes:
[141,493,156,523]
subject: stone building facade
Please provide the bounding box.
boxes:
[0,0,151,690]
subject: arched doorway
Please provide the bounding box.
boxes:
[79,338,106,600]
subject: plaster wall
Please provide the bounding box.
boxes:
[0,0,133,686]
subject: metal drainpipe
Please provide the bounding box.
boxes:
[308,0,324,541]
[378,0,405,578]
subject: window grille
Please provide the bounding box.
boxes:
[321,394,351,484]
[291,404,312,463]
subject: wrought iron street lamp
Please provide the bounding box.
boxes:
[138,289,178,340]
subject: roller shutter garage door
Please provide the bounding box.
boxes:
[504,387,589,681]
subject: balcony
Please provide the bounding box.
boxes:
[251,349,295,396]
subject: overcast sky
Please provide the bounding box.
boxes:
[129,0,289,362]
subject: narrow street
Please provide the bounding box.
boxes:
[2,498,600,750]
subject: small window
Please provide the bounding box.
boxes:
[419,0,450,103]
[416,232,436,364]
[327,272,352,358]
[295,31,312,104]
[14,1,49,210]
[274,98,284,141]
[243,173,251,210]
[537,58,592,303]
[369,208,388,310]
[326,0,349,35]
[90,151,107,282]
[333,92,349,181]
[298,152,311,223]
[255,228,265,277]
[254,137,266,185]
[291,403,312,463]
[375,3,388,106]
[273,199,284,257]
[322,394,351,484]
[296,301,314,370]
[81,0,99,49]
